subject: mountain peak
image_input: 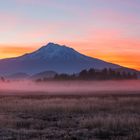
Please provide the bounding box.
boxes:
[42,42,59,48]
[47,42,61,47]
[21,42,79,60]
[39,42,71,50]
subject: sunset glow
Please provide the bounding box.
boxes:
[0,0,139,70]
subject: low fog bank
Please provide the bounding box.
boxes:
[0,80,140,95]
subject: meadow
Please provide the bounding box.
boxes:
[0,80,139,140]
[0,93,139,140]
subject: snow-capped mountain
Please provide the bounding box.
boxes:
[0,43,136,76]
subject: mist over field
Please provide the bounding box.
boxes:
[0,80,140,95]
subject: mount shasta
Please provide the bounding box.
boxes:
[0,43,138,76]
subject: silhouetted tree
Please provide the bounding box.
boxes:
[79,69,88,79]
[85,68,95,79]
[0,77,5,82]
[132,72,137,79]
[116,71,122,79]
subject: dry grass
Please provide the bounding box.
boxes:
[0,93,139,140]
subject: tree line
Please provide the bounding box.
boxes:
[1,68,137,82]
[53,68,137,81]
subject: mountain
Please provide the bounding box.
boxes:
[31,71,57,80]
[0,42,138,76]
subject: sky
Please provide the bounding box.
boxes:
[0,0,140,70]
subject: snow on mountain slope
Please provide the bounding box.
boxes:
[20,43,87,60]
[0,43,123,75]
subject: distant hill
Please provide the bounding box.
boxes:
[0,42,139,76]
[31,71,57,80]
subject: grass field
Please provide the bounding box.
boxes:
[0,91,140,140]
